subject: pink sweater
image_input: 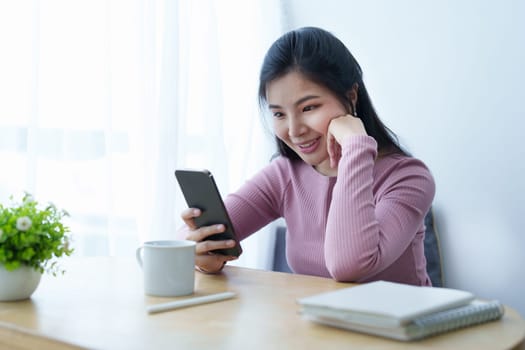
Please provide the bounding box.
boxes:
[224,135,435,286]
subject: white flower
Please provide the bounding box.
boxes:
[16,216,32,231]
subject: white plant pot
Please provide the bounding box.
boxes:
[0,264,42,301]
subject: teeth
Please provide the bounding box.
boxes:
[299,140,315,148]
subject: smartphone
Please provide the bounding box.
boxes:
[175,169,242,257]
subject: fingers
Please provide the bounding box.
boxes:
[326,133,334,162]
[180,207,240,273]
[329,113,367,141]
[180,208,234,250]
[195,240,239,274]
[181,219,236,255]
[331,144,341,169]
[195,237,236,255]
[187,224,227,243]
[181,208,201,230]
[196,253,238,274]
[194,239,238,273]
[327,124,342,169]
[326,113,366,169]
[327,134,338,169]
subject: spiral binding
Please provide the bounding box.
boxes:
[407,300,504,340]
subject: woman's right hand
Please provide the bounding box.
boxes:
[327,114,367,169]
[179,208,239,273]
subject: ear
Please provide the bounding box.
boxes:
[346,83,359,115]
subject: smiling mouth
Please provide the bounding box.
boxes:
[295,137,320,154]
[299,140,316,148]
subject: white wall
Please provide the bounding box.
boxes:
[284,0,525,316]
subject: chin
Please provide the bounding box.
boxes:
[301,156,326,168]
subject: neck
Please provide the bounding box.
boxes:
[314,160,337,177]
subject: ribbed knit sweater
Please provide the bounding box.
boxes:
[224,135,435,286]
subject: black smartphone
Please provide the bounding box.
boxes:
[175,169,242,257]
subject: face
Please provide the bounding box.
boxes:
[266,71,348,175]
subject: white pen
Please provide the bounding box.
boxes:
[147,291,237,314]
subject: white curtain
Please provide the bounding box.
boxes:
[0,0,283,270]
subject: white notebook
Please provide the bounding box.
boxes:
[297,281,504,340]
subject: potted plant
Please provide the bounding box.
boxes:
[0,193,73,301]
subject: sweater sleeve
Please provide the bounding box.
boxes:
[224,159,288,241]
[324,135,435,282]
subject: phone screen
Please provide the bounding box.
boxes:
[175,169,242,257]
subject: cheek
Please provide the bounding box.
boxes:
[273,120,288,140]
[309,113,334,134]
[315,106,347,132]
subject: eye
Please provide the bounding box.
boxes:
[303,105,318,112]
[273,111,284,119]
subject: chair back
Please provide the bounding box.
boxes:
[423,208,444,287]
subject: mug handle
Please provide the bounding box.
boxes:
[136,246,144,268]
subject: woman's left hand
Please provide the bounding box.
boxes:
[327,114,367,169]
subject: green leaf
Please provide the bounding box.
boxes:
[4,260,20,271]
[0,193,74,276]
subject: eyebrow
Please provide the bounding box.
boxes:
[268,95,321,109]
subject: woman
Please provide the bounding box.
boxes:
[180,27,435,286]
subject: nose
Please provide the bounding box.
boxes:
[288,117,306,138]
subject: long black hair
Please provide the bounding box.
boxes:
[258,27,406,160]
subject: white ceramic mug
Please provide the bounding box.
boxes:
[136,240,196,297]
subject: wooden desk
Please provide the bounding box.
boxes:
[1,257,524,350]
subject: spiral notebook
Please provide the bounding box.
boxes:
[297,281,504,341]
